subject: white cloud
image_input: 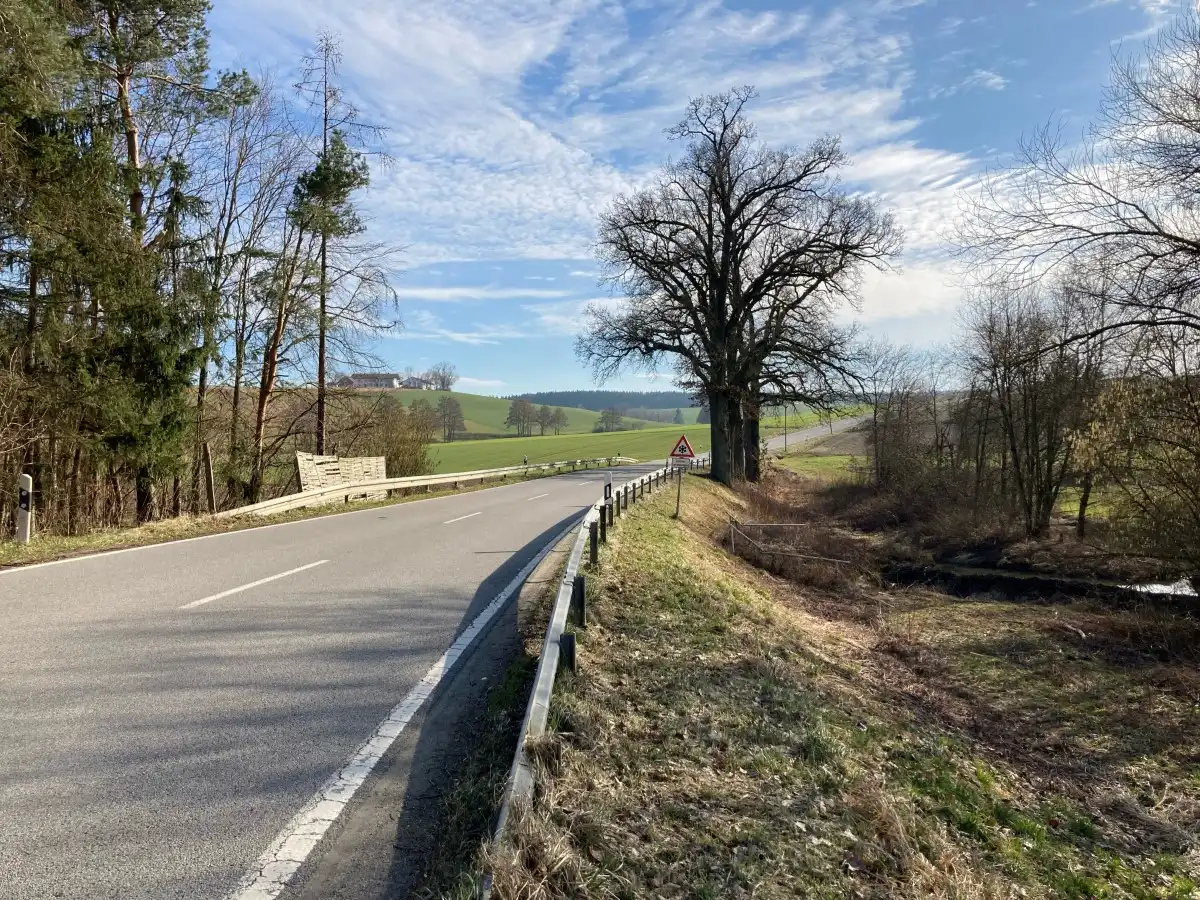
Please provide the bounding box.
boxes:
[393,286,569,302]
[215,0,962,269]
[391,309,530,344]
[521,297,620,336]
[213,0,1002,333]
[963,68,1007,91]
[848,143,980,257]
[458,375,506,389]
[851,262,964,325]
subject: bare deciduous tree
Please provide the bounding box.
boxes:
[427,361,458,391]
[578,87,900,484]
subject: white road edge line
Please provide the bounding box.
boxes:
[178,561,328,610]
[443,511,481,525]
[526,493,549,501]
[225,513,584,900]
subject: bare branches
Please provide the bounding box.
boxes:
[959,8,1200,341]
[579,88,901,483]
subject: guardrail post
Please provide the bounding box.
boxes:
[599,506,607,543]
[589,520,599,564]
[16,472,33,544]
[606,499,614,529]
[614,491,621,519]
[559,632,577,674]
[571,574,586,626]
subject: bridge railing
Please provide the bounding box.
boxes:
[214,457,640,520]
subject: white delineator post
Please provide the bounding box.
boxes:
[16,473,33,544]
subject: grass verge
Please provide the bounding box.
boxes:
[410,531,571,899]
[485,476,1198,899]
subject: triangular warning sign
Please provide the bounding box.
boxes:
[669,434,696,458]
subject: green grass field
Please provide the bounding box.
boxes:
[382,389,659,436]
[426,425,709,473]
[625,406,704,425]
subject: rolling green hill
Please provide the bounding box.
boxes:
[381,389,660,437]
[425,425,709,473]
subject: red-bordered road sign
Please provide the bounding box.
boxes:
[669,434,696,459]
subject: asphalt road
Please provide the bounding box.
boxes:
[765,414,865,453]
[0,418,860,900]
[0,462,659,900]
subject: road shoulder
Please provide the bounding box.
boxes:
[279,530,573,900]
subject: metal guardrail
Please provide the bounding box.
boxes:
[486,455,709,892]
[213,456,639,519]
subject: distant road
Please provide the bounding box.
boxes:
[0,462,660,900]
[764,414,867,454]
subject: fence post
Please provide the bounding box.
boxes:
[201,441,217,514]
[16,473,33,544]
[589,520,598,565]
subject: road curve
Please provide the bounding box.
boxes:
[0,463,660,900]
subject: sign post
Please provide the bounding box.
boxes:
[668,434,696,518]
[16,473,33,544]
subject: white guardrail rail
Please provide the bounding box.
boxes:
[214,456,639,519]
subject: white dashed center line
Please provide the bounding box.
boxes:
[180,560,328,610]
[443,511,482,525]
[526,493,549,501]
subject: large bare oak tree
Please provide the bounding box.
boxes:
[578,88,901,484]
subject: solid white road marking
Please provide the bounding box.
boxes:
[226,513,584,900]
[526,493,549,501]
[178,561,328,610]
[443,511,481,524]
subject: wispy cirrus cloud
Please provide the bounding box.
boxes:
[391,310,530,345]
[392,286,570,302]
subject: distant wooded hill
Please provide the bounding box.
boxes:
[515,390,697,411]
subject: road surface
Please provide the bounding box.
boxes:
[0,462,659,900]
[0,419,863,899]
[766,414,865,454]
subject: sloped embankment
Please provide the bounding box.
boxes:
[486,476,1198,900]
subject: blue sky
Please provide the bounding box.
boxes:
[208,0,1169,395]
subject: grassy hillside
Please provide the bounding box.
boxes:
[383,389,659,436]
[426,425,709,473]
[625,406,703,425]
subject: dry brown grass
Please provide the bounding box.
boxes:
[482,474,1198,900]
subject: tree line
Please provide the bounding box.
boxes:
[0,2,429,536]
[514,390,695,411]
[865,10,1200,577]
[504,399,568,437]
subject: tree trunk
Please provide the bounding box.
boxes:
[743,413,761,482]
[728,398,745,481]
[193,360,208,512]
[68,446,81,536]
[316,234,328,454]
[135,466,155,524]
[1076,471,1093,539]
[708,389,733,485]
